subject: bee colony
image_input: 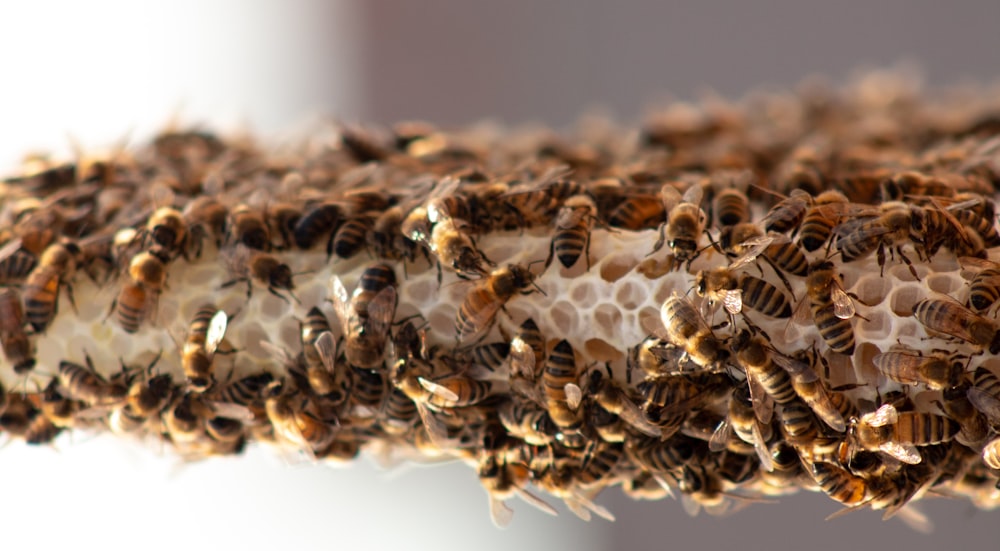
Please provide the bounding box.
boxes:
[2,73,1000,529]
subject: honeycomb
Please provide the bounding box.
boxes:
[2,72,1000,529]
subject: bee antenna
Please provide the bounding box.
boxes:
[531,281,548,297]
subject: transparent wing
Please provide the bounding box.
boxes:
[565,383,583,410]
[746,373,774,424]
[751,421,775,472]
[614,397,662,438]
[328,276,353,333]
[508,337,537,380]
[729,236,773,269]
[722,289,743,315]
[866,404,899,427]
[515,488,559,517]
[966,387,1000,425]
[880,441,922,465]
[708,418,732,452]
[205,310,229,356]
[364,285,398,341]
[681,182,704,208]
[418,377,461,403]
[832,287,856,319]
[555,204,587,229]
[314,331,337,373]
[488,495,514,529]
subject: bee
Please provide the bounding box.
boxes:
[762,188,813,235]
[213,372,274,412]
[585,366,662,438]
[368,205,421,264]
[810,462,868,506]
[0,239,38,285]
[651,183,707,269]
[609,193,664,231]
[849,404,960,465]
[23,240,81,332]
[0,288,35,373]
[293,202,342,254]
[143,206,188,260]
[776,401,821,449]
[508,318,545,382]
[348,366,387,417]
[266,201,302,251]
[25,410,64,445]
[626,336,679,380]
[330,263,398,369]
[498,398,558,445]
[710,170,752,228]
[455,263,540,343]
[576,440,626,487]
[694,266,792,319]
[181,305,229,392]
[227,204,270,251]
[871,349,965,390]
[332,213,375,259]
[403,178,492,279]
[710,385,775,471]
[833,201,917,278]
[959,257,1000,313]
[770,350,847,433]
[112,372,175,435]
[501,166,582,228]
[625,434,695,475]
[418,370,496,409]
[731,328,793,418]
[806,260,858,355]
[264,380,338,456]
[657,295,729,369]
[57,355,127,407]
[113,251,167,333]
[477,452,558,528]
[182,196,229,256]
[221,244,298,303]
[638,372,730,422]
[798,190,849,252]
[719,224,809,292]
[389,355,456,447]
[548,194,598,270]
[379,387,420,436]
[542,339,585,447]
[935,383,990,449]
[300,307,349,403]
[457,341,511,375]
[912,298,1000,354]
[968,365,1000,427]
[759,441,806,492]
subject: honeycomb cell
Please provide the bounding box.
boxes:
[593,303,624,337]
[585,338,624,363]
[853,275,891,307]
[925,272,963,296]
[599,254,638,283]
[548,300,579,335]
[888,285,922,316]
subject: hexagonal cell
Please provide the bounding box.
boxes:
[547,300,579,336]
[888,262,924,283]
[599,254,639,283]
[615,281,647,310]
[593,303,625,338]
[888,285,922,317]
[852,341,883,387]
[853,275,891,307]
[568,279,599,307]
[856,310,890,342]
[925,272,963,296]
[585,337,624,363]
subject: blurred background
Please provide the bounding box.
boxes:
[2,1,999,549]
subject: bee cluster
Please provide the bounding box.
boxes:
[2,72,1000,528]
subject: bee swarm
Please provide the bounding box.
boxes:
[3,72,1000,527]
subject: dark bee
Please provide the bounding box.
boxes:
[333,213,375,259]
[872,349,965,390]
[0,288,34,373]
[330,263,398,369]
[23,240,81,332]
[293,202,343,254]
[221,244,297,303]
[57,355,127,407]
[0,239,38,285]
[798,190,849,252]
[455,263,540,343]
[548,194,597,270]
[807,260,858,355]
[181,305,229,392]
[762,188,812,235]
[228,204,271,251]
[912,298,1000,354]
[694,266,793,319]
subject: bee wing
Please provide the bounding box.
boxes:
[745,373,774,424]
[957,256,999,277]
[259,341,296,367]
[886,504,934,534]
[564,383,583,410]
[615,398,662,438]
[418,376,461,403]
[832,287,856,319]
[515,488,559,517]
[416,402,454,448]
[487,495,514,529]
[751,422,775,472]
[708,418,732,452]
[879,441,922,465]
[205,401,256,422]
[555,205,586,229]
[722,289,743,315]
[364,285,398,340]
[681,182,704,208]
[866,403,899,427]
[0,237,23,263]
[204,310,229,356]
[508,337,537,381]
[426,176,462,224]
[314,331,337,373]
[660,184,682,212]
[457,299,503,342]
[966,386,1000,425]
[729,236,773,269]
[328,276,353,333]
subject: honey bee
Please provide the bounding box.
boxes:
[833,201,917,278]
[710,385,774,471]
[113,250,167,333]
[548,194,598,270]
[694,266,793,319]
[293,202,342,254]
[389,355,455,447]
[959,257,1000,313]
[181,305,229,392]
[501,166,581,228]
[798,190,849,252]
[657,294,729,369]
[23,240,81,332]
[57,355,127,407]
[912,297,1000,354]
[508,318,545,382]
[770,350,847,433]
[266,201,302,251]
[300,307,349,404]
[638,372,730,422]
[330,263,398,369]
[719,224,809,292]
[221,244,298,303]
[542,339,585,447]
[457,341,510,376]
[477,452,558,528]
[625,434,695,475]
[762,188,813,235]
[455,263,540,343]
[849,404,960,464]
[498,398,558,445]
[806,260,858,355]
[0,239,38,285]
[368,205,421,264]
[585,366,662,438]
[810,461,868,506]
[227,204,270,251]
[710,170,753,228]
[0,288,35,373]
[111,372,175,435]
[182,196,229,257]
[776,401,821,449]
[651,183,707,269]
[143,206,188,260]
[264,380,338,456]
[871,349,965,390]
[575,440,625,488]
[935,383,990,449]
[332,213,375,259]
[968,365,1000,427]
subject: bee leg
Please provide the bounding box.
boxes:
[648,223,666,257]
[325,232,336,263]
[897,247,920,281]
[104,297,117,324]
[64,281,78,315]
[544,238,556,271]
[584,231,592,272]
[761,256,795,297]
